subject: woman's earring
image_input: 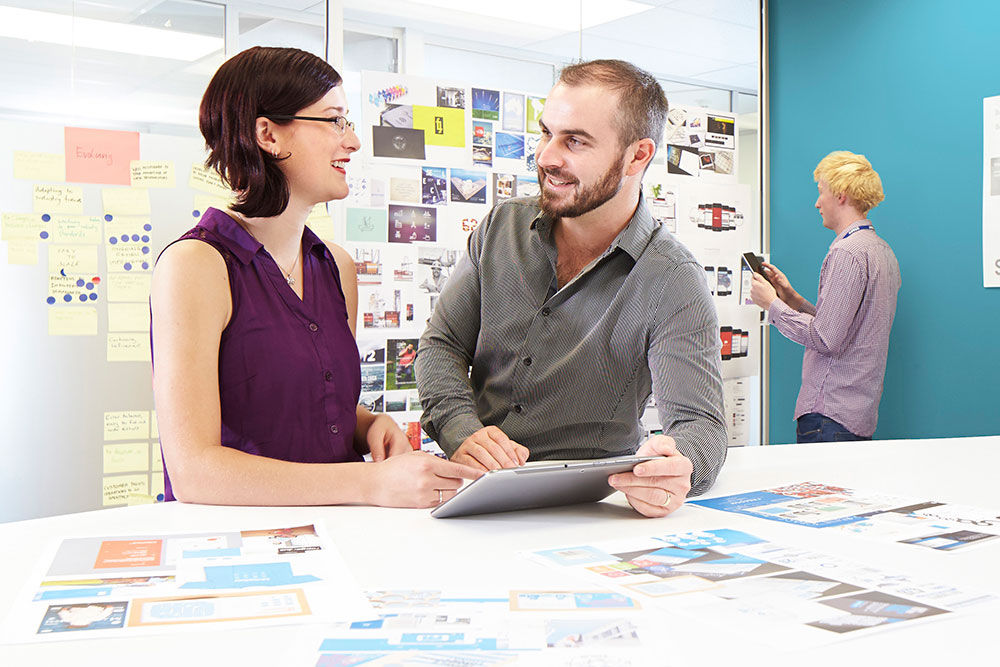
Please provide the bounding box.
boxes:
[272,148,280,158]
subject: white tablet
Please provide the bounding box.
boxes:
[430,455,663,518]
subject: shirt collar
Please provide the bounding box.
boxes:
[831,219,873,246]
[529,193,660,262]
[206,207,330,264]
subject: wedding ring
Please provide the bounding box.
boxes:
[663,491,672,508]
[437,489,443,505]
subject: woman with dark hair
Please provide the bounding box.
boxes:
[151,47,479,506]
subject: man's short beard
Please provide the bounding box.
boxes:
[538,151,627,219]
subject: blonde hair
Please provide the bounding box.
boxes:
[813,151,884,214]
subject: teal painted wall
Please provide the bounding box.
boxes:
[767,0,1000,443]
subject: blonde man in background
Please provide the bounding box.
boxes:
[751,151,901,442]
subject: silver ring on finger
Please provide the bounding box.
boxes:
[663,491,672,508]
[437,489,443,505]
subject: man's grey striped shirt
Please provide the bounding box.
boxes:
[416,195,727,494]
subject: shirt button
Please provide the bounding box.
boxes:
[324,371,333,381]
[329,424,339,434]
[523,357,532,366]
[541,307,551,316]
[308,323,319,332]
[513,404,523,414]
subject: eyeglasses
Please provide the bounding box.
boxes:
[264,115,356,134]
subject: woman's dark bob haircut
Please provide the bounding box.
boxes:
[199,46,343,218]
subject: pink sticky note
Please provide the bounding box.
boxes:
[65,127,140,186]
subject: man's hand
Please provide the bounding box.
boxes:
[761,261,800,305]
[367,414,413,462]
[749,272,778,310]
[451,426,529,471]
[608,435,692,518]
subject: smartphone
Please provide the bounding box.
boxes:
[742,252,773,285]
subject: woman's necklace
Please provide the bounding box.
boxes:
[234,213,300,286]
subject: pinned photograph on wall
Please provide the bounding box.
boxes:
[379,104,413,128]
[436,86,465,109]
[392,252,416,282]
[699,152,716,171]
[412,105,465,148]
[471,88,500,120]
[359,342,386,365]
[496,132,525,160]
[361,287,404,328]
[526,96,546,134]
[703,149,735,175]
[421,166,447,205]
[372,126,426,160]
[359,392,384,414]
[361,363,385,392]
[389,176,420,203]
[525,134,540,172]
[450,169,488,204]
[417,246,459,314]
[705,114,736,150]
[472,121,493,147]
[346,208,387,243]
[352,246,382,285]
[386,338,419,390]
[472,145,493,168]
[388,204,437,244]
[648,185,677,233]
[518,173,540,198]
[384,391,408,413]
[503,92,525,132]
[494,173,517,202]
[667,145,700,176]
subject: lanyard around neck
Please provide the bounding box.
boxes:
[842,223,873,239]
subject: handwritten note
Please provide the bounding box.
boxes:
[107,332,151,362]
[102,188,151,216]
[104,410,150,440]
[102,474,149,506]
[33,185,84,215]
[49,273,98,303]
[65,126,140,186]
[107,272,151,302]
[106,243,150,271]
[13,151,65,181]
[189,163,231,196]
[48,307,98,336]
[51,215,102,244]
[389,177,420,203]
[105,217,150,243]
[6,240,38,265]
[2,213,47,241]
[108,302,151,332]
[49,244,99,274]
[103,442,149,474]
[130,160,175,188]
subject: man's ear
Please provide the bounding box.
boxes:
[255,117,280,157]
[625,138,656,176]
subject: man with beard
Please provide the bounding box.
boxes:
[415,60,726,517]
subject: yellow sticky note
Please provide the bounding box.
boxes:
[6,240,38,264]
[106,243,151,272]
[151,442,163,472]
[150,410,159,440]
[130,160,175,188]
[189,163,231,196]
[2,212,48,241]
[102,188,151,216]
[150,471,165,500]
[108,302,151,332]
[104,410,150,440]
[103,474,148,506]
[127,493,156,506]
[107,272,151,302]
[33,184,84,214]
[49,273,99,303]
[194,194,230,215]
[413,105,466,147]
[103,442,149,474]
[51,215,102,244]
[48,307,98,336]
[307,203,334,240]
[107,332,151,362]
[49,244,99,275]
[13,151,66,181]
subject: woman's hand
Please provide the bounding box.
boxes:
[366,414,413,461]
[365,451,483,508]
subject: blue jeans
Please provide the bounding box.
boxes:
[796,413,871,443]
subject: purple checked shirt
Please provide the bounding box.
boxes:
[768,222,901,438]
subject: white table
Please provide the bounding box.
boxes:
[2,436,997,665]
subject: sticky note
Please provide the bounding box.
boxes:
[151,471,164,500]
[49,244,99,275]
[307,203,334,240]
[108,302,151,332]
[48,307,98,336]
[6,240,38,264]
[106,243,151,272]
[104,410,150,440]
[127,494,156,506]
[193,194,230,214]
[130,160,175,188]
[65,126,140,186]
[2,212,48,241]
[189,163,231,196]
[33,185,84,214]
[107,333,151,362]
[152,443,163,472]
[103,442,149,474]
[48,273,99,303]
[105,217,151,244]
[413,106,466,147]
[107,272,151,302]
[150,410,159,440]
[13,151,66,181]
[102,188,151,216]
[51,215,102,244]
